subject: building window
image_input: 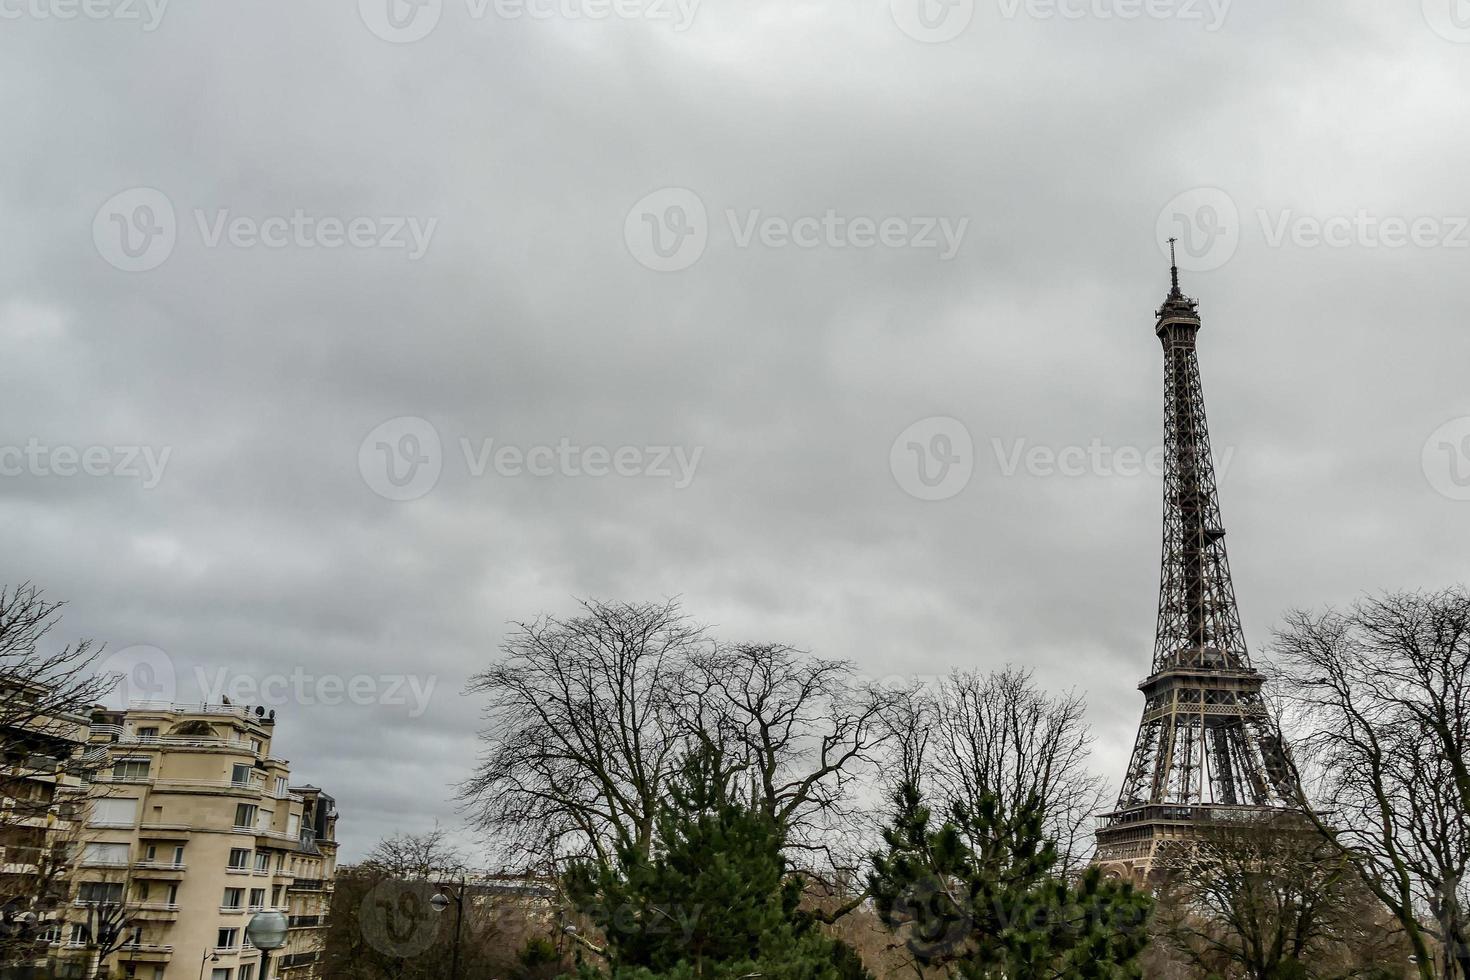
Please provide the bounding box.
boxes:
[231,764,253,787]
[228,848,251,870]
[211,969,232,980]
[82,842,129,866]
[216,928,238,951]
[238,965,255,980]
[112,759,151,781]
[254,851,270,872]
[136,727,159,738]
[273,777,288,797]
[271,885,284,906]
[173,845,186,866]
[234,804,257,829]
[250,738,263,754]
[248,888,266,910]
[89,797,138,827]
[77,881,125,905]
[222,888,244,910]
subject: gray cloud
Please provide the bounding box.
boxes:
[2,0,1467,859]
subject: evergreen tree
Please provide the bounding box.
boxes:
[868,780,1151,979]
[565,746,872,980]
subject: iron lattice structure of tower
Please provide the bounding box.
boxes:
[1094,247,1294,881]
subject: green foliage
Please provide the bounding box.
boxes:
[868,780,1151,979]
[564,746,872,980]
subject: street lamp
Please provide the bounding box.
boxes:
[199,949,220,980]
[429,878,465,980]
[245,910,288,980]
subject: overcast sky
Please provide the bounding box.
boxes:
[2,0,1467,862]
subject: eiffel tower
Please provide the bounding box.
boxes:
[1094,244,1294,881]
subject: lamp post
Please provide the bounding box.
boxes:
[198,949,220,980]
[245,910,288,980]
[429,878,465,980]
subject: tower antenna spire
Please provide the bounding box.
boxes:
[1168,237,1181,295]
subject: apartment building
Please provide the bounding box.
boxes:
[56,702,338,980]
[0,677,93,972]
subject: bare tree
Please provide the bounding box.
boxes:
[681,642,903,873]
[461,599,705,867]
[368,827,466,880]
[0,585,114,736]
[1153,813,1408,980]
[1272,588,1470,980]
[461,600,902,910]
[0,585,116,974]
[923,667,1108,876]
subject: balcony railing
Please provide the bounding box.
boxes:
[132,861,187,872]
[89,724,258,751]
[126,701,257,719]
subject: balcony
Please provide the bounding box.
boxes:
[130,902,181,922]
[116,941,174,962]
[155,776,264,793]
[89,723,258,751]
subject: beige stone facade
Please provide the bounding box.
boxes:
[0,677,93,971]
[53,703,338,980]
